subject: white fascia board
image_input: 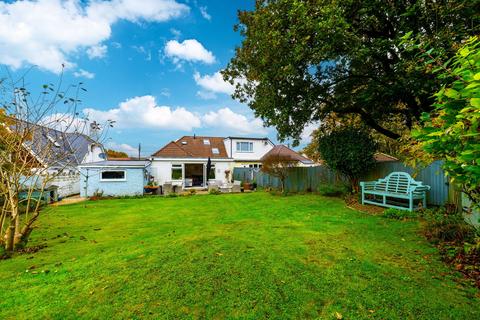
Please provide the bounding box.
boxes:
[151,157,233,162]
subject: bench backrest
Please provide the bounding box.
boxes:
[374,172,419,194]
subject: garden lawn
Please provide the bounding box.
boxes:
[0,193,478,319]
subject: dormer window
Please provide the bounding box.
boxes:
[236,142,253,152]
[203,139,210,145]
[212,148,219,154]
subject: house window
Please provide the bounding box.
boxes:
[212,148,219,154]
[208,164,216,179]
[203,139,210,145]
[171,164,182,180]
[236,142,253,152]
[101,170,126,181]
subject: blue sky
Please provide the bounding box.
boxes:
[0,0,314,155]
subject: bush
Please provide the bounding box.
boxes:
[423,208,476,244]
[383,208,418,220]
[318,184,349,197]
[209,188,221,195]
[165,193,178,198]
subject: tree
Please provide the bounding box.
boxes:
[106,149,129,158]
[224,0,479,145]
[411,36,480,208]
[318,127,377,192]
[261,153,298,193]
[303,114,407,161]
[0,70,111,254]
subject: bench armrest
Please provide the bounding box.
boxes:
[360,181,376,191]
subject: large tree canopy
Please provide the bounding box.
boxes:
[224,0,479,144]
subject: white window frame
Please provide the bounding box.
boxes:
[207,164,216,180]
[212,148,219,154]
[100,170,127,182]
[171,164,183,181]
[236,141,253,153]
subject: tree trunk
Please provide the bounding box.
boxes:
[5,215,15,253]
[351,177,360,193]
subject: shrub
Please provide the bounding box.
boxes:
[318,126,377,192]
[165,193,178,198]
[422,208,476,244]
[318,184,349,197]
[209,188,221,195]
[383,208,418,220]
[187,189,196,196]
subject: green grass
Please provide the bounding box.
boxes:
[0,193,478,319]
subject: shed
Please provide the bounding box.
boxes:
[78,160,150,197]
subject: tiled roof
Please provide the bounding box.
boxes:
[374,153,398,162]
[152,136,229,158]
[13,120,101,167]
[261,145,314,164]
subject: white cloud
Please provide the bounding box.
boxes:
[301,122,320,143]
[199,6,211,21]
[106,142,138,157]
[83,95,201,131]
[111,42,122,49]
[41,113,89,133]
[170,28,182,38]
[86,44,107,59]
[202,108,267,135]
[159,88,171,97]
[194,71,233,95]
[164,39,215,65]
[196,90,217,100]
[0,0,189,73]
[73,69,95,79]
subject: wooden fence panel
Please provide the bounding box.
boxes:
[233,160,450,206]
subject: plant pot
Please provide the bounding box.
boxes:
[243,183,251,190]
[144,186,159,194]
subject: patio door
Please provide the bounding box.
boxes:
[184,163,205,187]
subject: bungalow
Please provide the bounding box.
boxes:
[149,135,275,188]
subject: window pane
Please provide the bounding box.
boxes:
[172,168,182,180]
[102,171,125,180]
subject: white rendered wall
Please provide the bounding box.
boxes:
[224,138,274,161]
[150,159,234,186]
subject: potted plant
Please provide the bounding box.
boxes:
[144,181,159,194]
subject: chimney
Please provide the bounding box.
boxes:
[193,134,196,139]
